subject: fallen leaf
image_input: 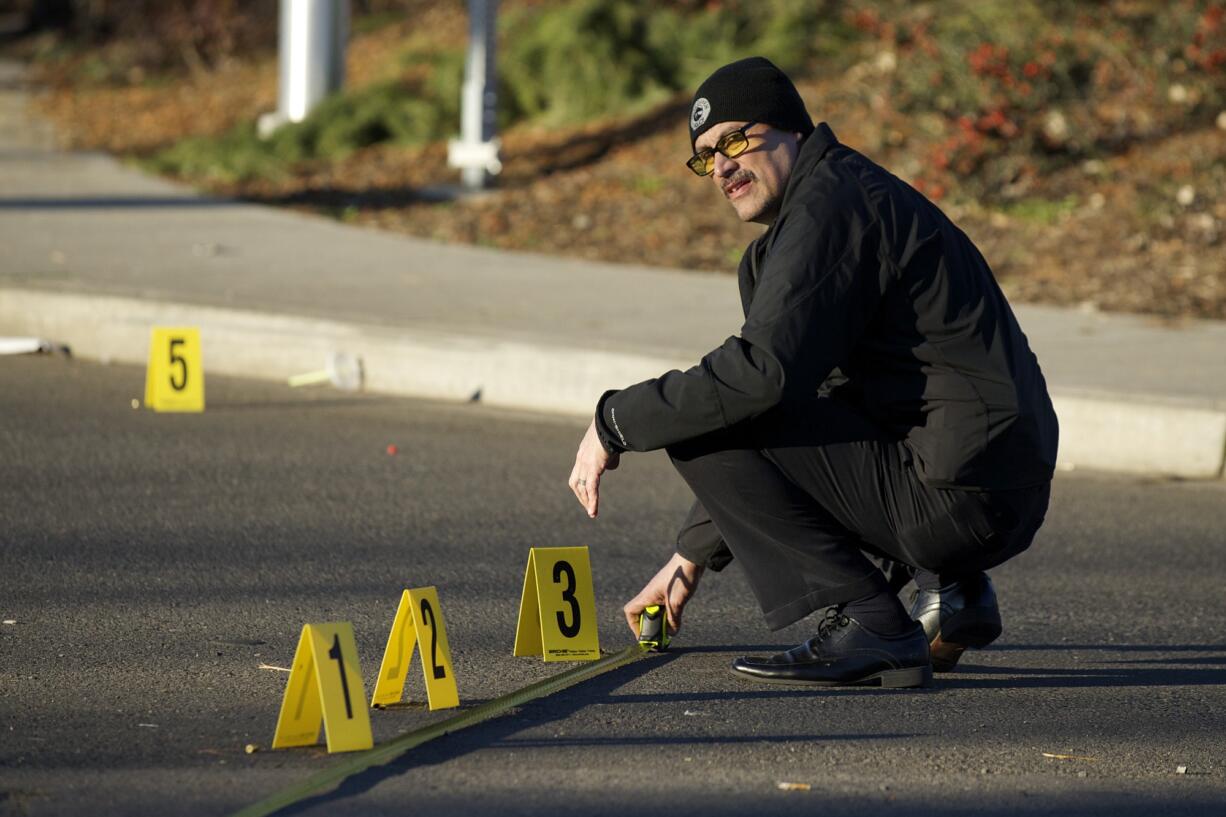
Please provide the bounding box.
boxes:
[258,663,292,672]
[777,782,811,792]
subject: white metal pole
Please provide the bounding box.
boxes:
[261,0,348,136]
[449,0,501,189]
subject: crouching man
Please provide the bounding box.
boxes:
[569,57,1057,688]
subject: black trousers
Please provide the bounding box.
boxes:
[668,395,1051,631]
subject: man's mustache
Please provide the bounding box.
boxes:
[721,171,755,197]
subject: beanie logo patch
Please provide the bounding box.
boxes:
[690,97,711,130]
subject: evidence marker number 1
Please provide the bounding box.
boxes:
[271,622,373,754]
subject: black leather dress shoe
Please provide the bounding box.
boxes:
[730,610,931,688]
[909,572,1002,672]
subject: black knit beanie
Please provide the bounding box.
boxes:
[688,57,814,149]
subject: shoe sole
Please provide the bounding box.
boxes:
[930,611,1002,672]
[729,664,932,689]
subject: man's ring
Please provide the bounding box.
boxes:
[578,479,587,486]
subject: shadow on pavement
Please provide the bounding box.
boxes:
[995,643,1226,652]
[267,652,917,817]
[1098,655,1226,665]
[670,644,788,654]
[0,195,238,209]
[270,655,671,815]
[949,661,1226,688]
[211,397,398,412]
[607,688,939,704]
[494,733,919,748]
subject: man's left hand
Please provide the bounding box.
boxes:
[568,419,619,518]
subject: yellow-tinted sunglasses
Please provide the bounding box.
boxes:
[686,121,759,176]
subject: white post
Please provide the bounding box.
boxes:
[259,0,349,137]
[448,0,501,190]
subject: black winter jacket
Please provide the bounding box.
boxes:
[595,123,1058,492]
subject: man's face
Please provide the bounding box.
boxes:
[695,121,801,225]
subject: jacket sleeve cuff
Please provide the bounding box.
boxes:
[594,389,627,454]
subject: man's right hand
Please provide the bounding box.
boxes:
[623,552,705,637]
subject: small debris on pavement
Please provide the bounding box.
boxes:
[191,242,223,258]
[3,620,16,625]
[1042,752,1096,761]
[387,444,398,456]
[287,351,364,391]
[130,399,140,410]
[683,710,701,716]
[0,338,44,355]
[0,338,69,356]
[137,723,158,728]
[245,744,259,754]
[257,663,292,672]
[776,782,811,792]
[1177,765,1188,775]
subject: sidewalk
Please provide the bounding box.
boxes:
[2,61,1224,479]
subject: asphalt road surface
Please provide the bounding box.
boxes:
[3,356,1225,816]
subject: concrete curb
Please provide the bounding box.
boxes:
[0,287,687,416]
[1050,393,1226,480]
[4,286,1224,480]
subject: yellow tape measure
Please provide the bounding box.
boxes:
[637,604,670,651]
[232,634,666,817]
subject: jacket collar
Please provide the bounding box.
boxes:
[802,122,839,165]
[738,122,838,310]
[784,122,838,198]
[759,122,838,238]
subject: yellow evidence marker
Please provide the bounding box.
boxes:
[144,326,204,412]
[271,622,373,753]
[370,587,460,711]
[513,546,600,662]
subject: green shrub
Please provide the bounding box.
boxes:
[149,0,855,180]
[499,0,846,124]
[269,77,457,159]
[146,124,282,184]
[665,0,835,83]
[148,53,463,182]
[499,0,678,124]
